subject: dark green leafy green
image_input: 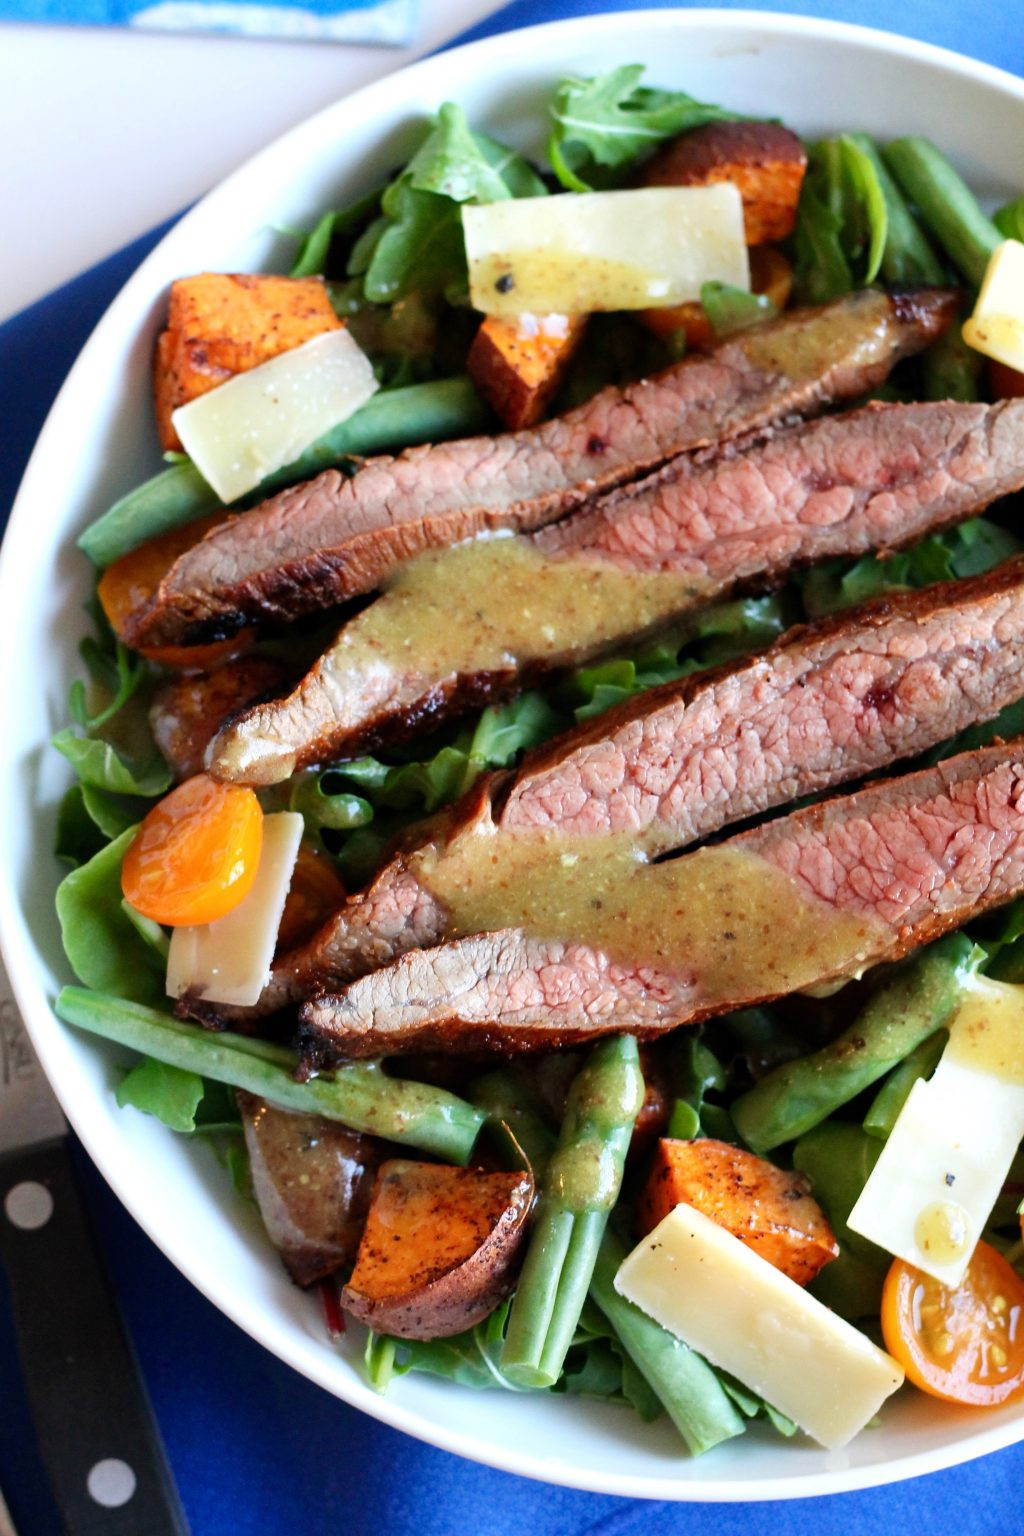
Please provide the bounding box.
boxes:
[115,1058,205,1132]
[995,196,1024,242]
[55,829,167,1008]
[55,786,108,869]
[52,730,172,799]
[287,185,386,278]
[793,136,889,302]
[547,65,736,193]
[365,1301,524,1394]
[700,281,778,340]
[798,516,1024,618]
[352,103,546,304]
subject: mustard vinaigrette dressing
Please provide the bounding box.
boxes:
[411,824,884,1002]
[337,537,708,677]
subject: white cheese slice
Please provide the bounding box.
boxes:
[962,238,1024,372]
[171,329,379,504]
[463,185,749,318]
[847,975,1024,1287]
[614,1203,904,1450]
[166,811,303,1007]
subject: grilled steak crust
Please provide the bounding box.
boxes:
[125,287,956,651]
[206,397,1024,784]
[300,741,1024,1056]
[211,559,1024,1023]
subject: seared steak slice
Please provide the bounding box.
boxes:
[125,287,956,650]
[228,559,1024,1019]
[207,397,1024,784]
[300,741,1024,1056]
[150,655,291,781]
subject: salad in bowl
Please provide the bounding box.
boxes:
[7,8,1024,1499]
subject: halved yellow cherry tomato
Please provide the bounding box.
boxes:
[122,773,263,926]
[881,1241,1024,1407]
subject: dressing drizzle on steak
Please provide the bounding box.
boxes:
[300,741,1024,1056]
[125,287,955,652]
[206,397,1024,784]
[199,560,1024,1023]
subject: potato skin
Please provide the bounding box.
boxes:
[341,1160,534,1338]
[636,1137,838,1286]
[642,121,807,245]
[153,272,343,451]
[238,1092,386,1287]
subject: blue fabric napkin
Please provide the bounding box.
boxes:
[5,0,417,46]
[3,4,1024,1533]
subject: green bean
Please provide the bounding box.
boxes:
[883,136,1001,289]
[730,936,973,1152]
[862,1029,948,1140]
[78,376,491,567]
[500,1036,644,1388]
[845,134,946,286]
[56,986,484,1163]
[588,1231,745,1456]
[469,1069,557,1181]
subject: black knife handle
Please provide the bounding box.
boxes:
[0,1138,189,1536]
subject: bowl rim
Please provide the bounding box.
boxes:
[5,5,1024,1502]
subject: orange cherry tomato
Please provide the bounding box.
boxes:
[989,359,1024,399]
[275,841,347,953]
[880,1241,1024,1407]
[98,512,251,671]
[122,773,263,926]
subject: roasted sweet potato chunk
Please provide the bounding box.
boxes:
[467,312,588,428]
[636,1137,838,1286]
[153,273,343,451]
[642,121,807,245]
[341,1160,534,1338]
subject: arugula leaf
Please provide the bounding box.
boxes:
[547,65,736,193]
[836,135,888,285]
[288,773,374,836]
[798,516,1024,618]
[367,1300,525,1393]
[792,175,853,304]
[55,828,167,1008]
[354,103,546,304]
[115,1058,205,1132]
[288,185,386,278]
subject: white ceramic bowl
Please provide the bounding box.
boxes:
[4,7,1024,1501]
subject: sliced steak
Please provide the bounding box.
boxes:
[125,287,956,651]
[150,655,291,781]
[207,397,1024,784]
[223,558,1024,1020]
[300,740,1024,1056]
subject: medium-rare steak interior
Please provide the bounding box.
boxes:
[300,740,1024,1056]
[184,560,1024,1022]
[122,286,955,651]
[206,396,1024,784]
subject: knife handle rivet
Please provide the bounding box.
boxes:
[86,1459,137,1509]
[3,1180,54,1231]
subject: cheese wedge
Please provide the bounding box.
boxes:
[848,975,1024,1287]
[615,1203,904,1449]
[166,811,303,1007]
[172,328,378,503]
[962,238,1024,372]
[463,185,749,318]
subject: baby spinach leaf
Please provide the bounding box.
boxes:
[52,729,172,798]
[115,1058,205,1132]
[55,828,167,1008]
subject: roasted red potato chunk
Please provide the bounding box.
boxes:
[636,1137,838,1286]
[341,1159,534,1338]
[238,1092,386,1287]
[642,120,807,245]
[467,312,588,428]
[153,272,343,451]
